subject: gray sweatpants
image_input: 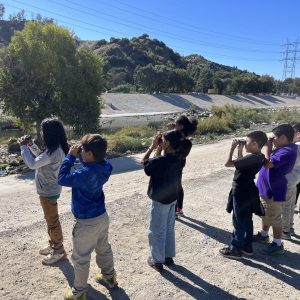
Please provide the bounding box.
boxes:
[72,212,115,291]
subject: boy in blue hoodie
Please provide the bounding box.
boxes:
[58,134,117,300]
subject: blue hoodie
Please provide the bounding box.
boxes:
[58,154,112,219]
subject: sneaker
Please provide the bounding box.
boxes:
[262,242,285,256]
[242,246,254,256]
[39,245,52,256]
[164,257,174,266]
[63,287,86,300]
[253,232,270,244]
[282,231,291,240]
[176,209,184,216]
[95,272,118,289]
[219,247,242,259]
[147,257,163,272]
[42,252,67,265]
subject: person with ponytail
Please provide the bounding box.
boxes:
[168,115,198,217]
[19,118,68,265]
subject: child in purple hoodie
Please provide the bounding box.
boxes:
[254,124,297,255]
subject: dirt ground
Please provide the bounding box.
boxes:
[0,138,300,300]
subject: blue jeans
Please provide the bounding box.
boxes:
[231,198,253,250]
[148,200,176,263]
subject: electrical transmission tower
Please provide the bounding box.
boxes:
[281,38,300,95]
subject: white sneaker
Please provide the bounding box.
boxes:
[42,252,67,265]
[39,245,52,256]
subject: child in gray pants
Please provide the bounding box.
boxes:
[58,134,117,300]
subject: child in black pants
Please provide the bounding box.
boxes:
[220,131,267,258]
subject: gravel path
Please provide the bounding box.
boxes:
[0,139,299,300]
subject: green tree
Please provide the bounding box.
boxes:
[259,75,275,94]
[168,68,194,92]
[134,64,169,93]
[0,21,103,137]
[196,68,214,93]
[61,48,103,135]
[134,64,157,93]
[213,77,224,94]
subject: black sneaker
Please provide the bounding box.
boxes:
[262,242,285,256]
[282,231,291,240]
[242,245,254,256]
[253,232,270,244]
[219,247,242,259]
[164,257,174,266]
[147,257,163,272]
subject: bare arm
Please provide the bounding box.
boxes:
[141,135,160,164]
[225,139,238,168]
[262,139,274,168]
[237,144,244,158]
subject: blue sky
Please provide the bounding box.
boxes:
[2,0,300,79]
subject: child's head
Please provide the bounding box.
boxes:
[41,118,69,155]
[162,130,184,153]
[292,123,300,143]
[162,130,192,159]
[81,134,107,163]
[272,124,295,148]
[245,131,268,153]
[175,115,198,137]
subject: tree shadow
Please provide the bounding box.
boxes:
[186,93,213,102]
[179,216,300,291]
[161,265,244,299]
[153,94,201,110]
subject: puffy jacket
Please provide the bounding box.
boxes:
[58,154,112,219]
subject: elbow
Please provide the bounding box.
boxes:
[57,175,64,186]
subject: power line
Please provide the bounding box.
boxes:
[10,0,280,55]
[69,0,279,46]
[57,0,279,52]
[2,2,282,62]
[11,0,277,54]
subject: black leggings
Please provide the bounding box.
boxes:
[296,182,300,205]
[176,172,184,210]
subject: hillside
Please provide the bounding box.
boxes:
[79,34,260,93]
[1,20,297,95]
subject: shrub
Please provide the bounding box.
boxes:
[196,117,231,135]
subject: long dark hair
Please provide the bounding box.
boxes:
[176,116,198,137]
[41,118,69,155]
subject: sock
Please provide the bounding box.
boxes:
[260,230,269,237]
[273,238,282,246]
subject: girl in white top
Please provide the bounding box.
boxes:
[20,118,69,265]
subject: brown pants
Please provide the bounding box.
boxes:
[40,196,65,254]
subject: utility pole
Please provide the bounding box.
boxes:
[281,38,300,95]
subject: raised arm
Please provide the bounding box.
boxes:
[225,139,239,168]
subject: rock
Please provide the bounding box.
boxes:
[9,159,21,167]
[7,141,20,153]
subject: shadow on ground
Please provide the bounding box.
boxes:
[162,265,245,299]
[178,215,300,291]
[54,259,130,300]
